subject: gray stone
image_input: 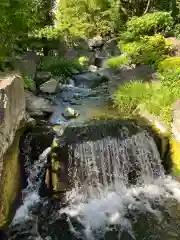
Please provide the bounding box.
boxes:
[88,36,104,49]
[0,72,26,226]
[73,71,108,88]
[40,78,58,93]
[16,51,40,79]
[58,37,94,65]
[88,65,98,72]
[94,50,108,67]
[25,113,36,127]
[0,72,25,164]
[62,107,79,120]
[36,72,51,85]
[96,68,114,82]
[103,38,121,57]
[64,48,79,60]
[25,91,54,116]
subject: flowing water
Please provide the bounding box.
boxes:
[8,123,180,240]
[7,82,180,239]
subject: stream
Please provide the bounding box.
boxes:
[5,74,180,239]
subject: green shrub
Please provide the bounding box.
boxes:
[120,34,170,65]
[104,55,129,68]
[40,56,83,77]
[23,75,36,90]
[113,81,152,117]
[35,27,62,40]
[18,27,66,52]
[113,75,180,126]
[159,67,180,88]
[158,57,180,72]
[143,85,180,125]
[121,11,173,42]
[173,24,180,39]
[78,56,89,67]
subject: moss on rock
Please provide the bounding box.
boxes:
[0,130,21,227]
[170,138,180,178]
[50,138,68,194]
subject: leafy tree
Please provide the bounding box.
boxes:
[56,0,124,38]
[0,0,42,66]
[56,0,179,38]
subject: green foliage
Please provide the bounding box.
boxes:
[121,12,173,42]
[113,81,152,117]
[159,67,180,88]
[23,75,36,90]
[0,0,43,65]
[104,55,129,68]
[56,0,178,39]
[34,27,62,40]
[40,56,83,77]
[113,80,180,126]
[113,63,180,126]
[120,34,170,65]
[173,23,180,38]
[56,0,123,38]
[158,57,180,72]
[78,56,89,66]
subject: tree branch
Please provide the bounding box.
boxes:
[144,0,151,14]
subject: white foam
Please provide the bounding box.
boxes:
[12,147,50,224]
[13,192,40,222]
[60,177,180,239]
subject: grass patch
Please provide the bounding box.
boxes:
[104,55,129,69]
[40,56,83,78]
[113,77,180,127]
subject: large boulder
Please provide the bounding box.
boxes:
[40,79,58,94]
[73,71,108,88]
[94,50,108,68]
[88,36,104,50]
[0,72,26,227]
[103,38,121,57]
[25,91,54,116]
[49,120,164,192]
[35,72,51,86]
[58,37,94,64]
[167,37,180,57]
[16,51,40,79]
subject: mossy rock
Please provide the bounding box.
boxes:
[104,55,129,69]
[0,131,22,227]
[158,57,180,72]
[170,138,180,178]
[136,108,180,177]
[49,138,69,194]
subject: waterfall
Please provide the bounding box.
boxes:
[56,123,180,240]
[12,147,51,223]
[68,131,164,193]
[9,121,180,240]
